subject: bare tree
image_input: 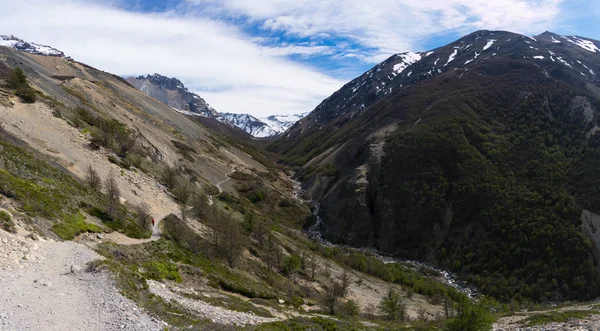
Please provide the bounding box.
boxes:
[253,219,269,247]
[85,164,101,190]
[208,208,246,268]
[117,131,138,158]
[307,256,319,281]
[265,232,279,270]
[323,270,352,315]
[174,179,193,221]
[191,192,209,220]
[104,172,121,220]
[136,202,152,230]
[161,165,178,189]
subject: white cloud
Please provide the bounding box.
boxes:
[189,0,564,60]
[0,0,344,117]
[0,0,568,117]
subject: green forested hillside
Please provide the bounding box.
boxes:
[277,54,600,303]
[380,63,599,302]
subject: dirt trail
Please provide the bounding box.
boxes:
[0,229,166,331]
[215,167,236,194]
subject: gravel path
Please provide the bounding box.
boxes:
[493,305,600,331]
[0,230,166,331]
[147,280,278,326]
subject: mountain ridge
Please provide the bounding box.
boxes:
[271,29,600,302]
[127,74,307,137]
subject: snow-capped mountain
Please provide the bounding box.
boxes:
[221,112,309,138]
[0,35,65,57]
[282,30,600,139]
[129,73,308,137]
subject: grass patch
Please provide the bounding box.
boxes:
[519,310,596,327]
[143,261,183,282]
[52,213,102,240]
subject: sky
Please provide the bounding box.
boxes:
[0,0,598,117]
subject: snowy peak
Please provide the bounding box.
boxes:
[284,29,600,140]
[222,112,309,138]
[129,73,307,137]
[0,35,65,57]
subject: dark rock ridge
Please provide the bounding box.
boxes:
[271,30,600,302]
[126,74,220,119]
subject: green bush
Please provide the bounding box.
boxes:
[7,67,36,103]
[6,67,27,89]
[0,210,16,233]
[143,261,182,282]
[281,254,302,276]
[15,86,37,103]
[52,213,102,240]
[445,300,494,331]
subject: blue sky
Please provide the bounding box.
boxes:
[0,0,598,116]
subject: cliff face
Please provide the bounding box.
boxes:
[126,74,220,118]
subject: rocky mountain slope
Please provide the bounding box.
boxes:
[128,74,307,137]
[271,30,600,302]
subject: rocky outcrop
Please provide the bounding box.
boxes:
[126,74,219,118]
[581,209,600,265]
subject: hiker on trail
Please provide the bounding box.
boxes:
[152,218,155,226]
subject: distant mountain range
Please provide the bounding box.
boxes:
[0,36,305,138]
[126,74,307,138]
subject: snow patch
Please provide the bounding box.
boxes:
[392,52,422,74]
[444,49,458,67]
[533,56,545,60]
[483,39,497,51]
[566,36,600,53]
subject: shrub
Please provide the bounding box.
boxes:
[6,67,27,89]
[281,254,302,277]
[0,210,16,233]
[379,288,406,321]
[52,213,102,240]
[143,261,182,282]
[7,68,36,103]
[342,299,360,317]
[16,86,37,103]
[85,164,102,190]
[445,300,494,331]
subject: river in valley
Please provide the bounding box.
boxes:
[291,179,477,299]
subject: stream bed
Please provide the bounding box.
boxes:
[296,183,477,299]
